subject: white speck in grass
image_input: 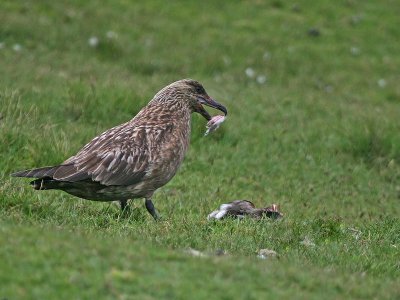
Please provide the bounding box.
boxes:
[257,249,278,259]
[256,75,267,84]
[300,236,315,247]
[106,31,117,39]
[263,51,270,61]
[13,44,22,52]
[0,42,4,49]
[245,67,255,78]
[350,47,360,55]
[88,36,99,47]
[185,248,206,257]
[377,78,387,88]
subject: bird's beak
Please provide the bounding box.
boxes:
[196,96,228,121]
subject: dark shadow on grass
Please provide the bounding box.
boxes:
[2,196,151,226]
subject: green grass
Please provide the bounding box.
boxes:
[1,0,400,299]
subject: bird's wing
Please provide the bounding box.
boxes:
[231,200,255,209]
[53,122,172,186]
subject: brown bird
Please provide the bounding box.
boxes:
[12,79,228,220]
[207,200,283,220]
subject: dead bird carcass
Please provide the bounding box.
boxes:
[208,200,283,220]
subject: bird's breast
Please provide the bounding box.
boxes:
[144,113,191,186]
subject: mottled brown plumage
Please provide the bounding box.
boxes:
[12,79,228,219]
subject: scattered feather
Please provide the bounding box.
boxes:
[245,67,255,78]
[377,79,387,88]
[256,75,267,84]
[13,44,22,52]
[88,36,99,47]
[106,31,117,39]
[350,47,360,55]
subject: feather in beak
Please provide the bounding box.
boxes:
[196,96,228,135]
[204,115,226,136]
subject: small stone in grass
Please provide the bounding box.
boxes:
[300,236,316,247]
[185,248,206,257]
[257,249,278,259]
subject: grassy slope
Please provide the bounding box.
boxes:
[1,0,399,299]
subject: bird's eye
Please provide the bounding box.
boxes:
[195,86,205,94]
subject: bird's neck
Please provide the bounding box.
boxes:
[132,102,189,123]
[136,102,192,154]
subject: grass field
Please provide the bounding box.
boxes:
[1,0,399,299]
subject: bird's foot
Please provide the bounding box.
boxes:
[119,200,130,214]
[145,199,161,221]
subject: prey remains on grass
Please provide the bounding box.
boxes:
[208,200,283,220]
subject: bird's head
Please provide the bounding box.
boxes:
[153,79,228,121]
[260,204,283,219]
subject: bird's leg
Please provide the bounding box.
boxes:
[120,200,128,212]
[145,198,161,220]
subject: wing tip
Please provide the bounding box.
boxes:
[10,166,58,178]
[11,170,29,177]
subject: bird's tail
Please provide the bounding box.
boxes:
[11,166,58,178]
[29,177,60,190]
[12,166,60,190]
